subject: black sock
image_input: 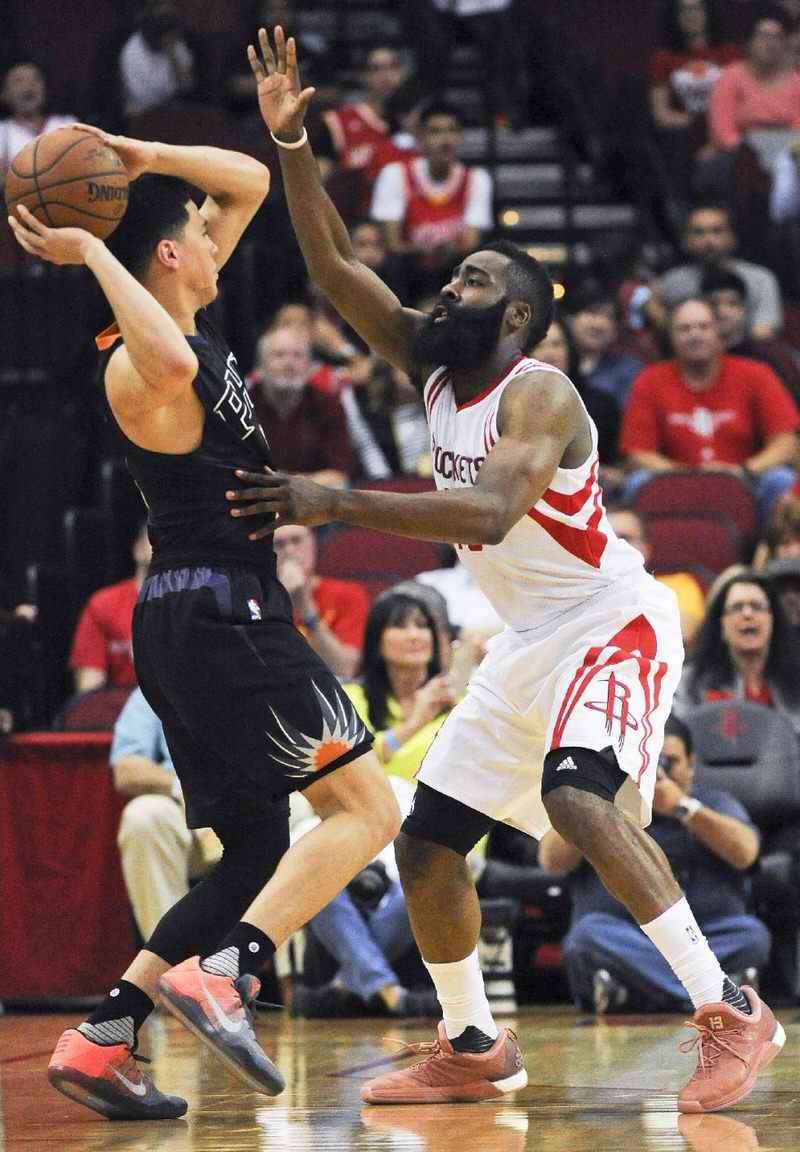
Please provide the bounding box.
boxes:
[78,979,154,1047]
[721,977,752,1015]
[450,1025,496,1054]
[201,923,276,979]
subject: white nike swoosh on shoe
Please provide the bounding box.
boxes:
[107,1062,148,1096]
[199,972,244,1034]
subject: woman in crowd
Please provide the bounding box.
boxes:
[697,9,800,200]
[675,569,800,731]
[648,0,740,212]
[344,588,455,780]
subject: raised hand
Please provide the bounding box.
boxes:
[248,25,315,140]
[7,204,98,265]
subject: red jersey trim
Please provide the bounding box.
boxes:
[528,508,607,568]
[425,369,449,419]
[527,458,607,567]
[456,355,525,412]
[406,157,470,204]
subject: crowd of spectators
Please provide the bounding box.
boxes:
[4,0,800,1014]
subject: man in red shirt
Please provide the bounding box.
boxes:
[273,523,369,679]
[69,524,151,693]
[620,298,800,515]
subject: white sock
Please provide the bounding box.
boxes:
[640,896,725,1009]
[424,948,499,1042]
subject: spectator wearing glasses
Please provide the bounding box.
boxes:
[674,570,800,733]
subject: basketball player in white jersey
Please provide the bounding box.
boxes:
[230,29,785,1112]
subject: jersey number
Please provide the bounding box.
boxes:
[456,543,484,552]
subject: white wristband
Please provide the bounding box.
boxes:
[170,775,183,802]
[674,796,701,824]
[270,127,308,150]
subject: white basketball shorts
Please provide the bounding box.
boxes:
[416,570,684,838]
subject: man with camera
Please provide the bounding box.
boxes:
[538,715,772,1015]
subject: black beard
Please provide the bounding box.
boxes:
[411,296,509,370]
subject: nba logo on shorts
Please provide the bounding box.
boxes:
[247,598,262,621]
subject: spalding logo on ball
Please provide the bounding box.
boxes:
[5,127,130,240]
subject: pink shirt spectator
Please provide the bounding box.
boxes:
[708,61,800,151]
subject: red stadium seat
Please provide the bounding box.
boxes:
[644,512,744,577]
[54,686,134,732]
[633,470,758,555]
[316,527,445,582]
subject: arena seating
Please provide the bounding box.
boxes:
[633,471,759,557]
[643,511,745,578]
[686,699,800,996]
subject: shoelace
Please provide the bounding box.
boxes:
[385,1028,515,1065]
[679,1022,749,1071]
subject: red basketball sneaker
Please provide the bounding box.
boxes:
[156,955,285,1096]
[47,1028,187,1120]
[361,1023,528,1104]
[678,987,785,1113]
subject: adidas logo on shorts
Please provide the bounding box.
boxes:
[556,755,578,772]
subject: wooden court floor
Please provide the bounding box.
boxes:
[2,1004,799,1151]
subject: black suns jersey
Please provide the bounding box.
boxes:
[97,310,278,582]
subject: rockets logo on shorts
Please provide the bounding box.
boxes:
[247,598,262,621]
[584,672,640,751]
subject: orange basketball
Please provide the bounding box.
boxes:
[5,128,129,240]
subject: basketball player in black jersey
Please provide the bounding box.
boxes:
[8,129,400,1119]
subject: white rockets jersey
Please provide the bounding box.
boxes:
[424,355,645,631]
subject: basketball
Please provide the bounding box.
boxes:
[5,127,129,240]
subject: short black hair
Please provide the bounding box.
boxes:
[483,240,555,351]
[106,174,196,283]
[700,266,748,300]
[419,100,463,129]
[664,713,693,758]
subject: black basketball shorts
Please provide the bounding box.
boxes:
[132,566,373,829]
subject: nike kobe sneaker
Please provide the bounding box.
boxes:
[361,1023,528,1104]
[678,986,785,1113]
[47,1028,187,1120]
[156,955,285,1095]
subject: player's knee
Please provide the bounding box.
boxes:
[395,831,456,894]
[375,788,403,849]
[541,746,626,838]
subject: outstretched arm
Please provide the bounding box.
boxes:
[228,370,583,544]
[249,27,421,371]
